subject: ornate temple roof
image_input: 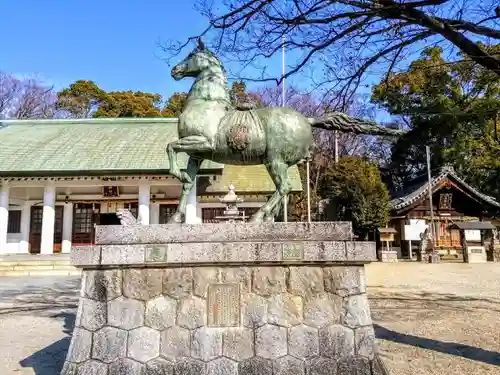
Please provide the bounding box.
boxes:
[390,165,500,212]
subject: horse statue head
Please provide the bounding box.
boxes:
[171,38,224,81]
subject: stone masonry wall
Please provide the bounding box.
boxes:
[61,264,387,375]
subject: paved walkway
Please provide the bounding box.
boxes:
[0,263,499,374]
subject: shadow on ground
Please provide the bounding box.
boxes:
[370,287,500,367]
[19,311,75,375]
[0,277,80,375]
[369,288,500,321]
[0,277,80,308]
[375,324,500,366]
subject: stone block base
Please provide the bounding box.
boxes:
[62,222,389,375]
[464,246,487,263]
[379,250,398,262]
[419,251,440,263]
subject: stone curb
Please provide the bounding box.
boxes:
[95,222,354,245]
[72,241,376,267]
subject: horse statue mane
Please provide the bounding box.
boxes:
[165,38,405,224]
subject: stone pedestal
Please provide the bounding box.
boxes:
[464,245,487,263]
[378,250,398,262]
[418,250,440,263]
[62,222,389,375]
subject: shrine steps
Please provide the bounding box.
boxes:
[0,254,81,276]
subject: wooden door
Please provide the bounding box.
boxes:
[29,206,64,253]
[53,207,63,253]
[72,204,99,246]
[29,207,43,253]
[159,204,177,224]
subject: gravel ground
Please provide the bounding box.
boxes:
[0,264,499,374]
[367,262,500,375]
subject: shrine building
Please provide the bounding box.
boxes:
[389,165,500,259]
[0,118,302,255]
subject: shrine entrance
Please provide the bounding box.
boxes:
[99,213,121,226]
[29,206,64,254]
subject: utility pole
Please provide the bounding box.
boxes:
[426,146,436,247]
[281,35,286,108]
[306,158,311,223]
[334,131,339,163]
[281,34,288,223]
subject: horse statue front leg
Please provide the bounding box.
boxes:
[167,136,211,183]
[166,136,212,223]
[169,157,203,223]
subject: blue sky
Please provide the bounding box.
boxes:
[1,0,232,98]
[0,0,387,120]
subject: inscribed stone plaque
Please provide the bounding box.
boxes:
[145,245,168,262]
[283,243,304,260]
[207,283,240,327]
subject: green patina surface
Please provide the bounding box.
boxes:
[167,39,398,223]
[0,118,222,175]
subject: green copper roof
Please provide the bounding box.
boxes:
[0,118,303,194]
[0,118,222,176]
[199,165,302,194]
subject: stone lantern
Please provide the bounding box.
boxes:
[215,184,246,222]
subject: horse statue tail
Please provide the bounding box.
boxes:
[308,112,405,136]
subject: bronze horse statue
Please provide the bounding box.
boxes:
[167,39,403,223]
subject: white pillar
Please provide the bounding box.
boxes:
[150,203,160,224]
[0,184,9,253]
[19,202,32,253]
[185,178,201,224]
[196,204,203,221]
[138,184,150,225]
[62,203,73,253]
[40,183,56,254]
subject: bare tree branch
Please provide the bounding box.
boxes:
[0,72,57,119]
[160,0,500,103]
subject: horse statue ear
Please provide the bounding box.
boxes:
[197,38,205,50]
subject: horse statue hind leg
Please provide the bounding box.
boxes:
[248,159,293,223]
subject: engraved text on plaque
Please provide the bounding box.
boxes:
[283,243,304,260]
[207,283,240,327]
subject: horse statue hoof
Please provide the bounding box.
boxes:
[263,215,275,223]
